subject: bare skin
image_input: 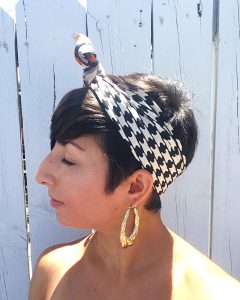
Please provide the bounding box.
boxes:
[29,136,240,300]
[28,228,240,300]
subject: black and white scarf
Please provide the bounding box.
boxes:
[74,34,186,195]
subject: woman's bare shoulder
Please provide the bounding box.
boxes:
[171,232,240,300]
[28,233,93,300]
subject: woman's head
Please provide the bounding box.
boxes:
[50,73,198,212]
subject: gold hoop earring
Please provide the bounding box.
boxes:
[120,207,139,248]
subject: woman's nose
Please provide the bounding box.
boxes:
[35,153,55,186]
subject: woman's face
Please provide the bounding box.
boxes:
[35,135,128,230]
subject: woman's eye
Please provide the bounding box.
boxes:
[61,158,75,166]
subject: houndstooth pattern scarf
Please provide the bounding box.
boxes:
[74,34,186,195]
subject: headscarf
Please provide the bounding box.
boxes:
[74,34,186,195]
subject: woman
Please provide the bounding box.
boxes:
[29,35,240,300]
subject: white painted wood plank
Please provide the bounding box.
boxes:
[16,0,90,269]
[153,0,213,255]
[87,0,152,75]
[0,0,18,19]
[212,0,240,279]
[0,8,29,300]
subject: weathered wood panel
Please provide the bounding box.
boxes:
[87,0,152,75]
[16,0,89,269]
[0,0,18,19]
[153,0,213,255]
[0,8,29,300]
[212,0,240,279]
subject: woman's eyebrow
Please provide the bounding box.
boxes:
[67,141,86,151]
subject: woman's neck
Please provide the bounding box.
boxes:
[87,211,174,279]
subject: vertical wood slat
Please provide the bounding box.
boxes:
[212,0,240,279]
[0,8,29,299]
[87,0,152,75]
[153,0,213,255]
[15,0,90,269]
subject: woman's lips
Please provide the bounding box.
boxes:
[50,197,64,208]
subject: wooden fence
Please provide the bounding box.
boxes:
[0,0,240,299]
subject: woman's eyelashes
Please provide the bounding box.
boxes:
[61,157,75,166]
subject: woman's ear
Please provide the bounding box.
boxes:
[128,169,153,207]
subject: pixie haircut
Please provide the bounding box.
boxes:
[50,73,198,212]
